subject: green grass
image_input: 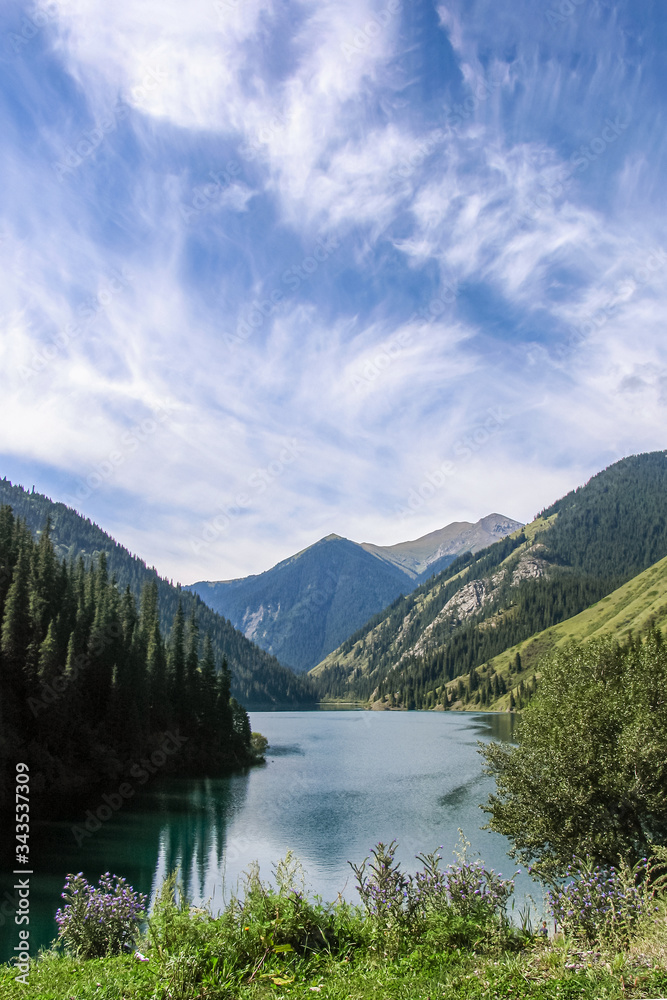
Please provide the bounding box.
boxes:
[3,935,667,999]
[3,851,666,1000]
[452,554,667,712]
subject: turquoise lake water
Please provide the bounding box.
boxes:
[1,709,541,963]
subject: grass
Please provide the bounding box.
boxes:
[2,849,666,1000]
[447,553,667,713]
[3,931,667,999]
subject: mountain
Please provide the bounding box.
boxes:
[360,514,522,580]
[311,451,667,707]
[0,478,316,707]
[456,550,667,714]
[188,515,522,672]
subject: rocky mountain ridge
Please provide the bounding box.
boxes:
[188,514,522,671]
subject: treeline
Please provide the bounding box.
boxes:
[370,653,539,711]
[314,452,667,707]
[538,450,667,578]
[0,478,317,707]
[0,507,256,817]
[316,571,622,704]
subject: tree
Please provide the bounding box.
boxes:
[169,601,186,723]
[185,609,199,727]
[37,620,60,685]
[197,634,218,738]
[1,546,33,697]
[479,632,667,879]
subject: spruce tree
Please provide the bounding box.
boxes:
[169,601,186,726]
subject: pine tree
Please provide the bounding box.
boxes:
[185,609,200,728]
[148,619,169,731]
[1,546,33,701]
[198,634,218,738]
[37,620,60,685]
[169,601,186,726]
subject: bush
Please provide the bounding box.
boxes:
[350,835,517,955]
[546,855,667,945]
[55,872,146,958]
[480,632,667,879]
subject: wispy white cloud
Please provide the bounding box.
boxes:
[0,0,665,582]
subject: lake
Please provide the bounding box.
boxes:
[1,710,540,963]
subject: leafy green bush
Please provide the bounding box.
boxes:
[481,631,667,878]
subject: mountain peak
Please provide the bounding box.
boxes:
[360,513,523,579]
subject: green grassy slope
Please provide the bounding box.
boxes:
[450,552,667,712]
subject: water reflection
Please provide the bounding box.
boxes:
[1,710,530,962]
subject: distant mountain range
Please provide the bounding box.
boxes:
[188,514,522,671]
[0,478,316,707]
[311,451,667,710]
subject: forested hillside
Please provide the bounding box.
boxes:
[312,451,667,708]
[0,507,257,818]
[0,479,316,707]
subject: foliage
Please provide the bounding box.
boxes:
[55,872,146,958]
[480,631,667,877]
[546,855,667,946]
[250,731,269,760]
[4,847,667,1000]
[0,477,317,708]
[0,505,258,816]
[350,836,517,955]
[441,833,517,923]
[314,450,667,708]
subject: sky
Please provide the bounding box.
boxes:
[1,0,666,584]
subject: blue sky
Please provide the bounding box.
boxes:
[1,0,666,583]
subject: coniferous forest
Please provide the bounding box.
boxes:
[0,478,317,708]
[313,452,667,707]
[0,505,256,820]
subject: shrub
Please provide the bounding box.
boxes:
[480,633,667,879]
[55,872,146,958]
[350,835,517,955]
[442,837,517,924]
[546,855,667,945]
